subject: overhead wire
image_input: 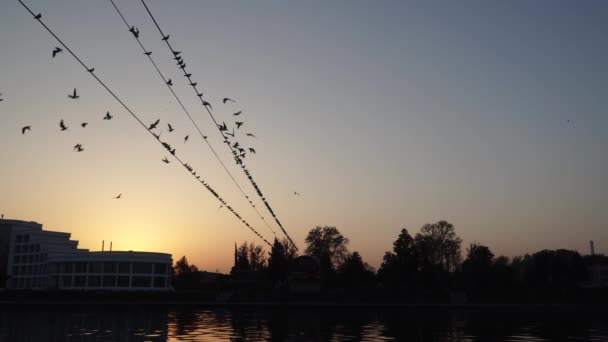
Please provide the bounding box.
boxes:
[107,0,277,238]
[140,0,298,250]
[17,0,272,247]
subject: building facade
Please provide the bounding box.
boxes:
[1,219,172,291]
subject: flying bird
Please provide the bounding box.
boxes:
[59,119,68,131]
[167,123,174,132]
[144,51,152,56]
[148,119,160,130]
[81,122,88,128]
[52,47,63,58]
[218,205,223,211]
[294,191,300,196]
[34,13,42,20]
[184,135,189,143]
[225,129,235,137]
[249,148,256,154]
[202,101,212,110]
[21,126,31,134]
[103,111,113,120]
[73,144,83,152]
[223,98,236,104]
[129,26,139,38]
[166,79,173,86]
[218,122,228,131]
[246,133,257,138]
[233,111,242,116]
[162,157,169,164]
[235,121,243,129]
[68,88,79,99]
[162,34,170,41]
[114,194,122,199]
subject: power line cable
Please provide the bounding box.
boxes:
[140,0,297,249]
[108,0,277,238]
[17,0,272,247]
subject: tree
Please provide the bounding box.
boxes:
[304,226,349,270]
[462,243,494,296]
[248,242,267,271]
[378,228,419,291]
[415,220,462,273]
[173,256,200,290]
[337,251,376,290]
[267,238,298,282]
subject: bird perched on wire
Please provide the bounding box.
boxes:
[59,120,68,131]
[52,47,63,58]
[197,92,203,98]
[129,26,140,38]
[293,191,300,196]
[73,144,84,152]
[218,122,228,132]
[166,79,173,86]
[167,123,174,132]
[233,142,240,149]
[68,88,79,99]
[185,73,192,78]
[21,126,31,134]
[190,82,197,87]
[103,111,113,120]
[202,101,212,110]
[162,34,170,41]
[235,121,243,129]
[87,67,94,73]
[148,119,160,130]
[34,13,42,20]
[144,51,152,56]
[223,98,236,104]
[173,51,181,56]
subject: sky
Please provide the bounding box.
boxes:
[1,0,607,273]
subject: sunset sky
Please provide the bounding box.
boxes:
[1,1,607,273]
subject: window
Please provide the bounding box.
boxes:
[61,262,73,273]
[117,276,130,287]
[153,277,166,288]
[35,244,40,252]
[16,235,23,243]
[154,264,167,275]
[102,276,116,287]
[133,263,152,274]
[89,262,103,273]
[61,276,72,287]
[73,276,86,287]
[74,262,87,273]
[87,276,101,287]
[12,266,18,274]
[24,235,29,243]
[13,256,20,264]
[118,262,131,274]
[132,276,151,288]
[15,245,21,253]
[104,262,116,274]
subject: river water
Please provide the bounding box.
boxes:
[1,306,607,341]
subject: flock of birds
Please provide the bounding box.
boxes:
[8,45,302,201]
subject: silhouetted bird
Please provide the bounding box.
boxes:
[170,148,176,155]
[225,129,235,138]
[68,88,79,99]
[233,111,242,116]
[173,51,181,56]
[34,13,42,20]
[59,119,68,131]
[218,205,223,211]
[235,121,243,129]
[173,56,182,62]
[233,142,240,149]
[179,63,186,69]
[21,126,31,134]
[197,92,203,98]
[184,135,189,143]
[166,79,173,86]
[87,67,94,73]
[52,47,63,58]
[218,122,228,131]
[190,82,197,87]
[162,34,170,41]
[73,144,83,152]
[223,98,235,104]
[81,122,88,128]
[246,133,257,138]
[149,119,160,130]
[249,148,256,154]
[0,93,3,102]
[294,191,300,196]
[203,135,207,140]
[167,123,174,132]
[152,131,161,140]
[567,119,571,123]
[162,157,169,164]
[129,26,139,38]
[144,51,152,56]
[185,73,192,77]
[103,111,113,120]
[203,101,212,110]
[115,193,122,199]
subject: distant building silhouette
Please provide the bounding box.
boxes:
[0,219,172,291]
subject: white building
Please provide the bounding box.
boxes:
[0,219,172,291]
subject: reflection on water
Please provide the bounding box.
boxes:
[1,306,607,341]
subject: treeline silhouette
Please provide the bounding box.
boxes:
[172,221,608,303]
